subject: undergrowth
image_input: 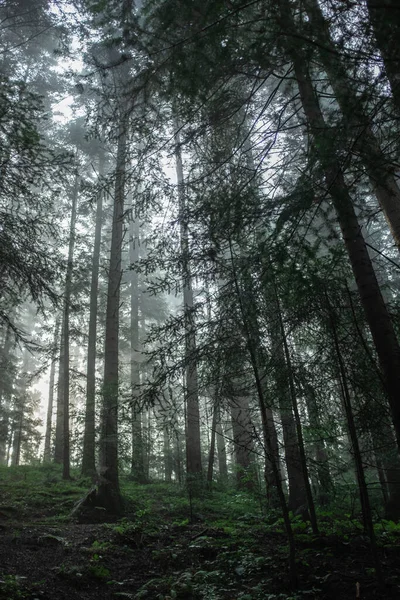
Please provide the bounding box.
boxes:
[1,466,400,599]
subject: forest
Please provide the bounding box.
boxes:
[1,0,400,598]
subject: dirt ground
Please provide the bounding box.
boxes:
[1,517,400,600]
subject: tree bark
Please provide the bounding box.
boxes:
[229,241,297,587]
[303,383,333,504]
[371,419,400,520]
[54,319,65,464]
[263,405,282,508]
[174,120,202,477]
[326,293,382,584]
[62,172,79,480]
[303,0,400,250]
[98,113,126,514]
[215,405,228,479]
[43,317,60,462]
[230,393,256,490]
[0,325,12,464]
[11,409,23,466]
[207,400,218,484]
[173,425,183,483]
[163,425,173,482]
[268,303,307,512]
[374,451,389,506]
[366,0,400,115]
[130,217,145,482]
[11,351,30,466]
[54,172,79,478]
[279,3,400,454]
[274,285,318,533]
[82,152,104,477]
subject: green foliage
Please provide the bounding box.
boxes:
[90,539,111,551]
[88,563,111,580]
[2,470,400,599]
[0,465,89,521]
[0,575,28,599]
[0,74,69,329]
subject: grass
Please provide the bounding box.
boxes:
[0,464,90,522]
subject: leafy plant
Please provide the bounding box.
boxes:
[0,575,28,599]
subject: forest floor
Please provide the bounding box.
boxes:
[0,466,400,600]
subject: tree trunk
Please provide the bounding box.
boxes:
[0,325,12,464]
[207,401,218,484]
[54,319,64,464]
[11,351,30,466]
[274,285,318,532]
[303,0,400,250]
[326,293,382,584]
[263,405,282,508]
[130,217,145,482]
[142,408,150,480]
[174,121,202,477]
[63,172,79,480]
[97,113,126,514]
[280,4,400,453]
[371,420,400,520]
[279,400,306,511]
[173,425,183,483]
[82,152,104,477]
[11,409,23,466]
[163,425,173,482]
[54,172,79,477]
[43,317,60,462]
[374,452,389,506]
[303,383,333,504]
[268,304,307,512]
[366,0,400,115]
[230,394,256,490]
[215,406,228,479]
[229,242,297,587]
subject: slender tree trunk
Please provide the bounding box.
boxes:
[326,293,382,584]
[303,384,333,504]
[142,408,150,480]
[11,409,23,466]
[82,153,104,477]
[54,173,79,475]
[303,0,400,250]
[163,425,173,482]
[368,426,391,506]
[0,325,12,464]
[374,453,389,506]
[207,401,218,484]
[215,406,228,479]
[268,303,306,512]
[43,317,60,462]
[11,352,30,466]
[62,172,79,480]
[229,240,297,588]
[263,405,282,508]
[274,285,318,533]
[173,426,183,483]
[174,121,202,477]
[97,113,126,513]
[130,217,145,482]
[6,431,12,466]
[372,421,400,520]
[279,2,400,453]
[54,320,64,464]
[279,399,306,512]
